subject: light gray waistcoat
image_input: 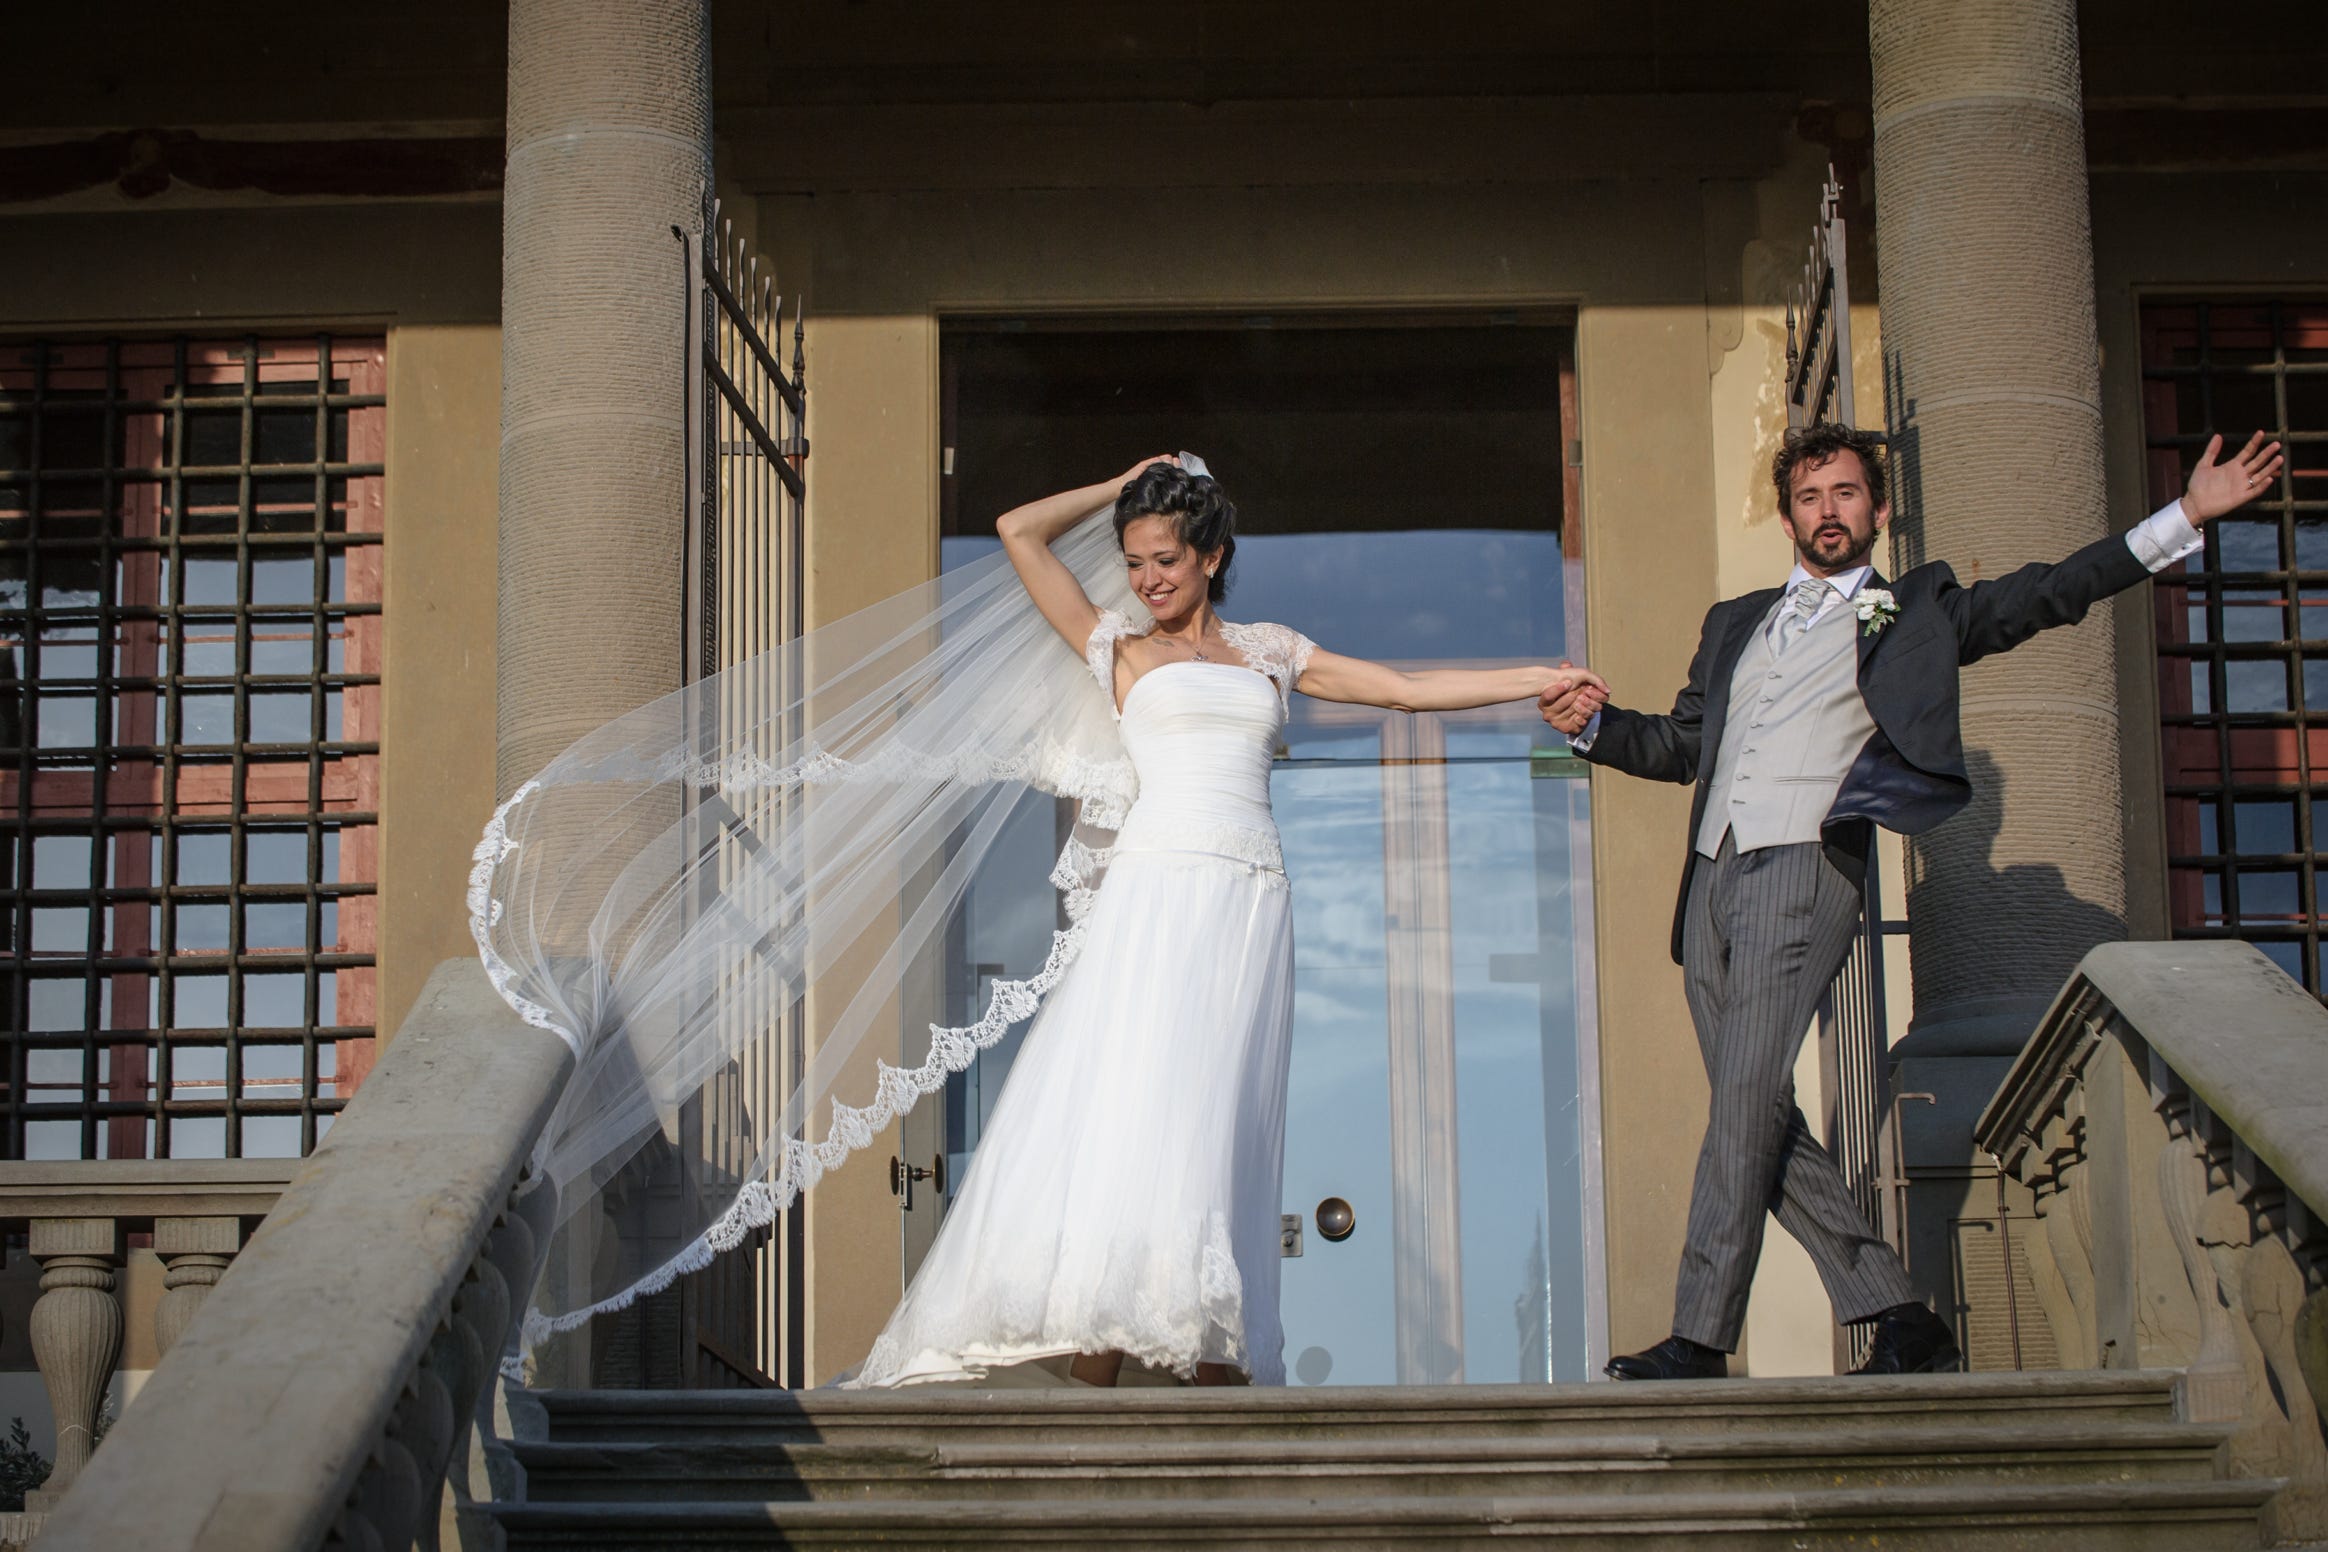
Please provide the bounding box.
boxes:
[1695,592,1878,859]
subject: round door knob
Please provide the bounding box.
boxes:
[1315,1196,1355,1242]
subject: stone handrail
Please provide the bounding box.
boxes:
[0,1160,299,1515]
[33,958,572,1552]
[1975,940,2328,1544]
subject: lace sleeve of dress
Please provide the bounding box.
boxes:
[1084,609,1135,695]
[1224,621,1317,703]
[1282,625,1317,688]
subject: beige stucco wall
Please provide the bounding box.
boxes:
[791,311,942,1380]
[378,325,502,1040]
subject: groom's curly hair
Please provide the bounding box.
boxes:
[1115,462,1238,604]
[1773,422,1888,513]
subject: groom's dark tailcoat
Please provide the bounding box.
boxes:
[1574,526,2151,1350]
[1585,530,2151,965]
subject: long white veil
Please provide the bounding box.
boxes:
[470,506,1143,1358]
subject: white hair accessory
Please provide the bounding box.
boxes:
[1178,451,1211,479]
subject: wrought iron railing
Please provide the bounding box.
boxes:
[1784,167,1911,1366]
[682,195,806,684]
[670,197,810,1388]
[1784,168,1861,432]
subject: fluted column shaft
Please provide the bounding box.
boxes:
[1872,0,2124,1051]
[497,0,709,797]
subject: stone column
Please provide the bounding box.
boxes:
[1871,0,2123,1054]
[1870,0,2127,1334]
[495,0,710,1389]
[497,0,709,797]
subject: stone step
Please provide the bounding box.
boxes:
[514,1421,2231,1504]
[496,1477,2278,1551]
[534,1371,2185,1448]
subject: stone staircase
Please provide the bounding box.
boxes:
[494,1369,2281,1549]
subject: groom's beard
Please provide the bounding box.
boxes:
[1796,521,1877,573]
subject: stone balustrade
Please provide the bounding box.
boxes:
[28,959,573,1552]
[1976,940,2328,1545]
[0,1159,296,1515]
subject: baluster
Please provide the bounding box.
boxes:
[153,1215,244,1356]
[2158,1107,2253,1424]
[395,1348,459,1545]
[25,1216,124,1510]
[2240,1229,2328,1539]
[2016,1175,2081,1366]
[2298,1288,2328,1431]
[348,1413,426,1550]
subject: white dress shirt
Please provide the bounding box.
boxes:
[1567,498,2203,751]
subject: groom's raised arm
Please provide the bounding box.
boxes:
[1931,529,2151,667]
[1938,430,2286,665]
[1566,603,1723,786]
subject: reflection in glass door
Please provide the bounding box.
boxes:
[1274,695,1596,1385]
[919,316,1602,1384]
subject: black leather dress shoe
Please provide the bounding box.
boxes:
[1850,1302,1963,1375]
[1604,1335,1729,1381]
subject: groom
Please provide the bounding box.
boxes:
[1541,421,2284,1379]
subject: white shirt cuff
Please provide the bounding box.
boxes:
[2125,498,2204,573]
[1568,710,1602,752]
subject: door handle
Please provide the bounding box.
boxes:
[890,1153,946,1212]
[1316,1196,1355,1242]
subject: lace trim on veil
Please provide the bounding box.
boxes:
[471,744,1131,1374]
[496,910,1095,1365]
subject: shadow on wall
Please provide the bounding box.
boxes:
[1882,365,1927,574]
[1906,747,2130,1007]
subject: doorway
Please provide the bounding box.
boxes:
[916,315,1605,1384]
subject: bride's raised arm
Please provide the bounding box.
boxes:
[998,455,1177,651]
[1297,648,1603,717]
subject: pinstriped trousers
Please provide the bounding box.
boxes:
[1670,833,1917,1351]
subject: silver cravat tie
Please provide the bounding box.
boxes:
[1776,579,1829,652]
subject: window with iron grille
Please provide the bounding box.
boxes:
[0,336,383,1159]
[2145,302,2328,992]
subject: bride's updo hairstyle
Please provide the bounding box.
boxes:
[1115,462,1238,604]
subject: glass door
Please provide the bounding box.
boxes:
[921,316,1601,1383]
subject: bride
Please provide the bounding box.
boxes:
[846,456,1603,1389]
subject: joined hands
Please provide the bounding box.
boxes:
[1541,661,1607,737]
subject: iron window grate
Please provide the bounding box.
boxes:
[2144,301,2328,993]
[0,335,384,1160]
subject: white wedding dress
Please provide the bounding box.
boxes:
[846,612,1314,1388]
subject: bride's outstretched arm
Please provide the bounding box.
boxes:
[998,455,1176,650]
[1297,649,1604,716]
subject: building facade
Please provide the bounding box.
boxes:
[1,1,2323,1420]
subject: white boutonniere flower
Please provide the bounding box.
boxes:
[1854,589,1899,637]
